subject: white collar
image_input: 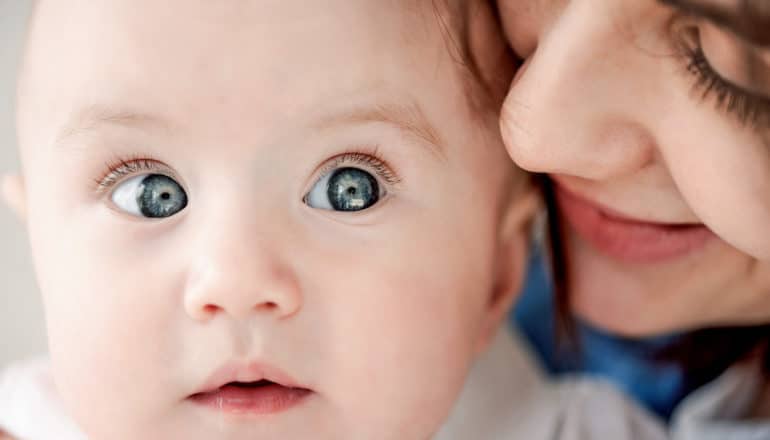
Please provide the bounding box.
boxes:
[671,354,770,440]
[0,357,86,440]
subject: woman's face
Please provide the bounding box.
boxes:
[499,0,770,335]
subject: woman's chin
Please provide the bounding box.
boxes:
[564,233,746,337]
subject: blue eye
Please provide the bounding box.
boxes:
[305,167,380,212]
[111,174,188,218]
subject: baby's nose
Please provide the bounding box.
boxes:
[183,253,303,322]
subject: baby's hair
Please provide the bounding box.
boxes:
[429,0,516,117]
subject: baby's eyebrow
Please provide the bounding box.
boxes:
[54,100,447,159]
[54,104,171,148]
[314,101,446,160]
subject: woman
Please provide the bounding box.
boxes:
[496,0,770,435]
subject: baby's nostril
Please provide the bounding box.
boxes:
[258,302,278,311]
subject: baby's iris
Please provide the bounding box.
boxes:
[111,174,188,218]
[305,167,380,212]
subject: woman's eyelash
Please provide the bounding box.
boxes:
[681,34,770,127]
[320,149,402,186]
[94,155,162,191]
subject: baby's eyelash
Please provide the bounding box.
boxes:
[679,30,770,128]
[320,148,402,186]
[94,155,163,192]
[94,149,401,194]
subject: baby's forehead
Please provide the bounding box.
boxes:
[24,0,451,60]
[18,1,473,145]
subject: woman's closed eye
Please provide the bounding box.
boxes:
[673,15,770,127]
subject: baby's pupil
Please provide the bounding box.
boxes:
[138,175,188,218]
[327,168,379,212]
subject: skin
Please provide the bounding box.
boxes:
[2,1,537,439]
[498,0,770,335]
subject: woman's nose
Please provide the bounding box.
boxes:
[183,221,303,323]
[500,0,656,181]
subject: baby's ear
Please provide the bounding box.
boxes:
[475,179,541,354]
[499,179,541,245]
[1,173,27,222]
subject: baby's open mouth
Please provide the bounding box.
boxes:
[189,381,313,414]
[227,380,277,388]
[189,365,314,415]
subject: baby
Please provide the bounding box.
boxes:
[0,1,663,439]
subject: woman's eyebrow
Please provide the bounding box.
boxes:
[660,0,770,46]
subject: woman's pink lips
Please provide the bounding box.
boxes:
[189,383,312,415]
[555,184,715,263]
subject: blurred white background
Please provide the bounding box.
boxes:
[0,1,47,366]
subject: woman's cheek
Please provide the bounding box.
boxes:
[659,93,770,260]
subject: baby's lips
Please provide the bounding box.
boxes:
[192,360,310,396]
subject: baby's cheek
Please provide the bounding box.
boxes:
[31,216,181,431]
[315,219,492,426]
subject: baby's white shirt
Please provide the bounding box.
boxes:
[0,357,85,440]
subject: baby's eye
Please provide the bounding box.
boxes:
[111,174,188,218]
[304,167,381,212]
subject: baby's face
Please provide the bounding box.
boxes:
[14,1,530,438]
